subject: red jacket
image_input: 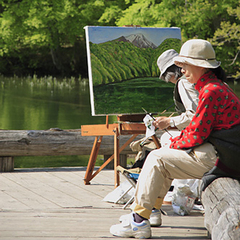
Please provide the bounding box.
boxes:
[170,71,240,149]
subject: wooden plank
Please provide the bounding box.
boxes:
[119,122,146,135]
[0,168,209,239]
[81,124,119,136]
[81,122,147,135]
[0,208,209,239]
[0,173,58,209]
[117,113,146,122]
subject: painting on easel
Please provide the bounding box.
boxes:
[84,26,182,116]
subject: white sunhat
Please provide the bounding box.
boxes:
[157,49,179,79]
[173,39,221,68]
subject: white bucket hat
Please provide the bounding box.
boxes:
[157,49,179,79]
[173,39,221,68]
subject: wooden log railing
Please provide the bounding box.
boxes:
[0,128,145,172]
[201,177,240,240]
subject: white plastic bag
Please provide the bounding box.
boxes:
[171,179,198,216]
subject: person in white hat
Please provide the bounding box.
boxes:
[110,39,240,239]
[130,49,199,166]
[156,49,199,131]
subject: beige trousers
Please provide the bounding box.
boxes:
[131,143,217,219]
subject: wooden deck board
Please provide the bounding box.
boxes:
[0,167,210,239]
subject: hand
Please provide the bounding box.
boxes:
[153,116,170,130]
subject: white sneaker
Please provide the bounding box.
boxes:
[149,209,162,227]
[119,209,162,227]
[110,213,151,239]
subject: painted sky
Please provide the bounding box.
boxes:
[84,26,181,47]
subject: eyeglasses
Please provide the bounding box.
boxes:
[176,62,189,69]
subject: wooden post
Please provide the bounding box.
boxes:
[104,154,127,169]
[201,177,240,240]
[0,157,14,172]
[114,127,120,188]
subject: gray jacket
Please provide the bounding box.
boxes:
[172,77,199,130]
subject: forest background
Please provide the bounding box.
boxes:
[0,0,239,80]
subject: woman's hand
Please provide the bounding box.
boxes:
[153,116,170,130]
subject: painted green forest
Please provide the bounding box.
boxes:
[90,38,181,86]
[94,77,176,115]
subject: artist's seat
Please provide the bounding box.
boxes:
[115,166,141,209]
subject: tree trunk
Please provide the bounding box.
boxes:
[201,177,240,240]
[0,129,145,157]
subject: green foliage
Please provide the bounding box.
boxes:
[90,38,181,85]
[210,5,240,79]
[98,0,135,25]
[116,0,160,27]
[0,0,105,52]
[0,0,239,78]
[0,0,109,76]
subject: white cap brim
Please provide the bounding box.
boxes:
[173,56,221,69]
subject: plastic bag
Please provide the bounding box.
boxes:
[171,179,198,216]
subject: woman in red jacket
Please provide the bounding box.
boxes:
[110,39,240,239]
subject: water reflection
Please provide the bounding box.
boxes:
[0,77,108,130]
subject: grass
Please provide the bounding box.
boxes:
[14,154,136,169]
[14,155,105,168]
[0,75,88,91]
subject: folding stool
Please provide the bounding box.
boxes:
[115,166,141,209]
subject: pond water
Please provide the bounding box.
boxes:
[0,77,239,168]
[0,77,107,130]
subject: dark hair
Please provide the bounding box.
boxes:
[211,66,227,82]
[161,65,183,83]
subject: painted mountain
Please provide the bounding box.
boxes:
[115,33,157,49]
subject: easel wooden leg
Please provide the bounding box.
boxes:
[114,127,120,188]
[84,136,103,185]
[152,134,161,149]
[85,134,138,184]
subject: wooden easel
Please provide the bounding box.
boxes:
[82,115,161,188]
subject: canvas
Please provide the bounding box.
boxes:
[84,26,182,116]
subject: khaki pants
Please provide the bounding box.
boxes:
[131,143,217,219]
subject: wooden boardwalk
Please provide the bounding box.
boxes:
[0,167,210,239]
